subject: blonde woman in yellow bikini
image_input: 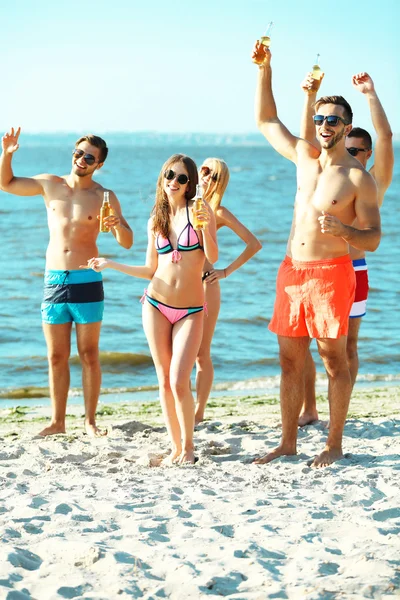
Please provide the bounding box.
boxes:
[195,158,262,424]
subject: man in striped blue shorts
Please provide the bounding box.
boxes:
[0,130,133,436]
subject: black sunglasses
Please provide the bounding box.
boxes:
[72,148,97,166]
[313,115,348,127]
[347,147,370,157]
[164,169,189,185]
[201,165,218,182]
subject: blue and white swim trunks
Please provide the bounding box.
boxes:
[41,269,104,325]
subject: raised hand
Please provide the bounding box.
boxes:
[352,72,375,95]
[2,127,21,154]
[251,41,271,66]
[301,71,325,95]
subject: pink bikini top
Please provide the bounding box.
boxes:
[155,201,203,263]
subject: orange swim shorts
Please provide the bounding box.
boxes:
[269,255,356,339]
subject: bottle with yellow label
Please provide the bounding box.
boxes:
[252,22,273,66]
[99,191,111,232]
[193,184,205,231]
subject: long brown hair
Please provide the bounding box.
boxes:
[201,158,230,213]
[152,154,198,238]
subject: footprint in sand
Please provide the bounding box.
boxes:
[372,507,400,522]
[23,523,43,535]
[57,584,93,598]
[173,506,192,519]
[201,440,231,456]
[203,571,248,595]
[4,528,22,540]
[8,547,42,571]
[113,421,154,436]
[211,524,235,538]
[29,496,48,509]
[201,488,217,496]
[114,551,151,571]
[318,561,340,575]
[55,503,73,515]
[0,448,25,461]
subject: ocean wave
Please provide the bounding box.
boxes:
[1,372,400,401]
[225,315,270,325]
[71,352,153,367]
[214,376,281,391]
[0,387,50,400]
[0,383,159,400]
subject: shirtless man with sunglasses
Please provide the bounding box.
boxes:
[0,128,133,436]
[298,72,394,427]
[252,45,381,467]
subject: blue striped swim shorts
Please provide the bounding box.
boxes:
[41,269,104,325]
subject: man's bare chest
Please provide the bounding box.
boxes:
[297,166,356,214]
[46,186,101,223]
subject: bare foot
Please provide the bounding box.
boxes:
[194,408,205,427]
[312,446,343,468]
[176,449,196,465]
[298,410,319,427]
[38,422,66,437]
[253,445,296,465]
[161,448,182,466]
[84,422,108,438]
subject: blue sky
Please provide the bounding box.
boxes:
[1,0,399,135]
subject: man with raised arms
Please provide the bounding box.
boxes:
[252,46,381,467]
[298,72,393,426]
[0,128,133,437]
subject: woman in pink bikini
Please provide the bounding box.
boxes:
[87,154,218,465]
[194,158,262,425]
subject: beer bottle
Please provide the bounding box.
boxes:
[99,191,111,233]
[193,185,205,231]
[252,22,274,66]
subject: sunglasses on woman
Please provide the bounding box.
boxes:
[347,147,370,157]
[313,115,348,127]
[164,169,189,185]
[72,149,98,166]
[200,165,218,182]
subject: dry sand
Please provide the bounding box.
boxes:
[0,386,399,599]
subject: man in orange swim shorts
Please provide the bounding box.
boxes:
[252,44,381,467]
[269,255,355,339]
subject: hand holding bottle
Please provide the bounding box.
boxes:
[193,202,211,231]
[252,22,273,66]
[301,71,324,95]
[252,41,272,67]
[98,208,121,231]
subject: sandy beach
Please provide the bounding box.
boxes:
[0,387,399,599]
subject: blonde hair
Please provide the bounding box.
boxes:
[201,158,230,213]
[152,154,198,238]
